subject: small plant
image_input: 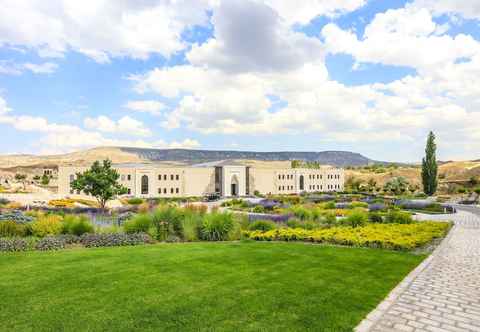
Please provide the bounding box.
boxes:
[124,214,152,234]
[0,221,28,237]
[385,210,413,224]
[200,212,235,241]
[181,213,202,241]
[31,215,63,237]
[127,197,144,205]
[35,237,66,251]
[249,220,276,231]
[252,205,265,213]
[0,238,27,252]
[80,233,153,248]
[343,209,368,228]
[62,215,94,236]
[368,212,383,224]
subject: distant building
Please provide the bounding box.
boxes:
[57,162,344,198]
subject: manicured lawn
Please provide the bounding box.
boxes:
[0,242,424,331]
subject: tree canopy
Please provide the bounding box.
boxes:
[71,160,127,209]
[421,131,438,196]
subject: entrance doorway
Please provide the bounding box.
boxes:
[231,175,239,196]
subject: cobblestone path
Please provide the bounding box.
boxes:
[356,209,480,332]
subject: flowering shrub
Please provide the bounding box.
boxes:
[35,237,66,251]
[31,215,63,237]
[0,238,27,252]
[243,222,450,251]
[80,233,153,248]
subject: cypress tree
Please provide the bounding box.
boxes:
[421,131,438,196]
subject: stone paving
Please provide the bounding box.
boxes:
[356,209,480,332]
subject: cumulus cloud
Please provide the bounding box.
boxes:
[84,115,151,137]
[22,62,58,74]
[412,0,480,20]
[187,0,324,73]
[124,100,165,116]
[0,0,212,62]
[321,6,480,73]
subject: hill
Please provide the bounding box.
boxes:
[0,146,378,169]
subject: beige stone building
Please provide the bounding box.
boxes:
[58,163,344,198]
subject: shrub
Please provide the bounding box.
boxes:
[0,198,10,206]
[35,237,65,251]
[342,209,368,228]
[324,201,336,209]
[31,215,63,237]
[151,206,184,241]
[62,215,94,236]
[252,205,265,213]
[0,221,28,237]
[124,214,152,234]
[181,213,202,241]
[0,238,27,252]
[80,233,153,248]
[474,188,480,195]
[368,212,384,224]
[289,205,311,220]
[385,210,413,224]
[200,212,235,241]
[127,197,144,205]
[351,201,369,209]
[57,234,81,244]
[243,222,450,250]
[184,204,208,215]
[249,220,276,231]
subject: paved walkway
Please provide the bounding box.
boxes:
[356,208,480,332]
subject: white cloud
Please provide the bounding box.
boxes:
[124,100,165,116]
[321,6,480,73]
[84,115,151,137]
[260,0,366,25]
[0,60,58,75]
[22,62,58,74]
[0,96,200,154]
[412,0,480,20]
[0,0,212,62]
[187,0,324,73]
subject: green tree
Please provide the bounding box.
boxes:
[71,160,127,210]
[14,173,27,190]
[41,174,50,186]
[383,176,410,195]
[421,131,438,196]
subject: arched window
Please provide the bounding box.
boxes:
[141,175,149,195]
[299,175,304,191]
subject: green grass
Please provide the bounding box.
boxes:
[0,242,424,331]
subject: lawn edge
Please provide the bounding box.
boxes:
[354,222,456,332]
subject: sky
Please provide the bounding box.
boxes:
[0,0,479,162]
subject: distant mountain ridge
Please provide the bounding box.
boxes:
[119,147,377,167]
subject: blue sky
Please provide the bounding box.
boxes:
[0,0,479,162]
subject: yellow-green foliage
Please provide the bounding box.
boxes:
[243,222,450,251]
[31,215,63,237]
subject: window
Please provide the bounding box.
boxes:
[282,175,285,180]
[158,175,162,180]
[127,174,131,181]
[158,188,162,194]
[299,175,304,191]
[164,174,167,180]
[170,188,174,194]
[278,174,281,180]
[163,188,167,194]
[279,186,282,191]
[176,174,179,181]
[127,188,131,195]
[317,174,319,179]
[141,175,149,194]
[170,174,174,180]
[282,186,285,190]
[176,188,179,194]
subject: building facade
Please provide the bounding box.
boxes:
[58,163,344,198]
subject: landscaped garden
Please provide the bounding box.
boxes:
[0,242,425,331]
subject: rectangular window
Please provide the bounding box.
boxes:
[176,188,179,194]
[127,188,131,195]
[170,174,174,180]
[176,174,179,180]
[164,174,167,180]
[163,188,167,194]
[158,188,161,194]
[170,188,174,194]
[127,175,131,181]
[279,186,281,191]
[278,174,281,180]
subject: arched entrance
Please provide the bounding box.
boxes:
[299,175,305,191]
[231,175,239,196]
[141,175,149,195]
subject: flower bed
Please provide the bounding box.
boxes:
[243,222,450,251]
